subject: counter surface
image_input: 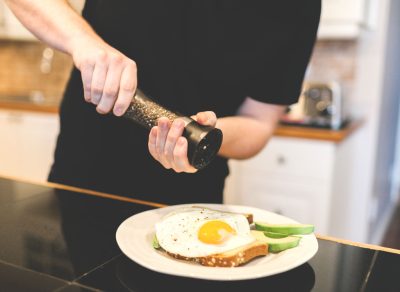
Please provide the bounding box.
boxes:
[0,176,398,292]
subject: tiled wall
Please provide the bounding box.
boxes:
[0,40,73,102]
[307,40,358,100]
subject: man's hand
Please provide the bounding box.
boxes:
[5,0,137,117]
[148,111,218,173]
[72,38,137,116]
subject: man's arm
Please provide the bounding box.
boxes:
[217,97,285,159]
[5,0,137,116]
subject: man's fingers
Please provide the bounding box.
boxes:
[173,137,197,173]
[73,42,138,116]
[148,126,159,160]
[80,62,95,102]
[149,121,197,173]
[164,119,185,166]
[156,118,171,169]
[97,58,123,114]
[91,53,108,107]
[113,61,137,116]
[149,126,171,170]
[195,111,217,127]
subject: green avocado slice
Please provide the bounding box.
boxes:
[263,231,289,239]
[255,222,314,235]
[152,234,160,249]
[251,230,301,253]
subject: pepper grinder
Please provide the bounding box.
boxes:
[123,89,223,170]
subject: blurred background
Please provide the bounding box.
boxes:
[0,0,399,248]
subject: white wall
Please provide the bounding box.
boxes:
[349,0,400,244]
[386,0,400,204]
[373,0,400,210]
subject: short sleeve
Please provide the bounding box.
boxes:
[245,0,321,105]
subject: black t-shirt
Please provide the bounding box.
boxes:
[48,0,321,204]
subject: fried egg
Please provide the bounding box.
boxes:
[155,207,255,258]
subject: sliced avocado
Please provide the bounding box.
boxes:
[263,231,288,239]
[152,234,160,249]
[251,230,300,253]
[255,222,314,235]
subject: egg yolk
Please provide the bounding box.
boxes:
[198,220,236,244]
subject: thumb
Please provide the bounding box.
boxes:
[193,111,217,127]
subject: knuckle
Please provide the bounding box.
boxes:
[166,135,177,144]
[111,54,123,65]
[83,83,91,91]
[173,147,184,158]
[80,58,92,69]
[156,146,164,155]
[129,60,137,70]
[96,50,108,62]
[121,84,136,93]
[103,88,117,98]
[163,149,170,157]
[172,119,182,127]
[92,87,103,95]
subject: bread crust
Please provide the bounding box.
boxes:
[165,241,268,267]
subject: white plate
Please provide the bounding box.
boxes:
[116,204,318,281]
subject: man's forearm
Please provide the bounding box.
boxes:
[5,0,100,54]
[216,116,279,160]
[215,97,285,160]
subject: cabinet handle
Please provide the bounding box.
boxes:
[277,155,286,165]
[7,113,23,123]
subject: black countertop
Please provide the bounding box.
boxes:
[0,177,399,292]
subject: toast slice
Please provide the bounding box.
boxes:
[165,240,268,267]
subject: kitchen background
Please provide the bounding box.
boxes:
[0,0,399,248]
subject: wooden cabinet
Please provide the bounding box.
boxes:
[0,110,59,182]
[224,137,341,236]
[318,0,375,39]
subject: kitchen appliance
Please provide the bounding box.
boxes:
[123,89,223,170]
[280,82,347,129]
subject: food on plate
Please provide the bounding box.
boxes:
[255,222,314,235]
[152,206,315,267]
[154,206,266,267]
[262,231,290,239]
[191,205,254,224]
[250,230,301,253]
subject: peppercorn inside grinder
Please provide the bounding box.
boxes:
[123,89,223,170]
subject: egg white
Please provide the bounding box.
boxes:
[155,207,255,258]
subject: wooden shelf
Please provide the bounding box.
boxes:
[274,120,363,143]
[0,101,59,114]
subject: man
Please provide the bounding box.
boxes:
[6,0,320,204]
